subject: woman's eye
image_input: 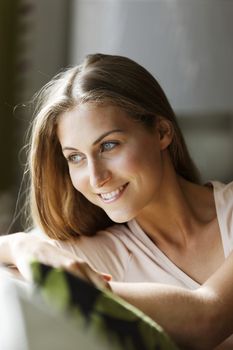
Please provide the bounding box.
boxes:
[67,153,85,164]
[100,141,118,152]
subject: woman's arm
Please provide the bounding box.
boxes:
[110,251,233,350]
[2,233,232,348]
[110,282,215,349]
[0,232,110,287]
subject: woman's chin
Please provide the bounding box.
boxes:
[106,210,136,224]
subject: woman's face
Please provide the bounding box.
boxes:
[57,103,170,223]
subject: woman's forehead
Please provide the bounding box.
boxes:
[57,104,136,148]
[58,103,134,130]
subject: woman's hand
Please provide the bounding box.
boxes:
[0,232,111,289]
[66,260,112,289]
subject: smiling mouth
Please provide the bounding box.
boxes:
[98,183,128,203]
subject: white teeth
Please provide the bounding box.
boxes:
[100,185,124,201]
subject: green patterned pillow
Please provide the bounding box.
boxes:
[31,261,179,350]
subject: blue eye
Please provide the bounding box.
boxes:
[67,153,85,164]
[100,141,118,152]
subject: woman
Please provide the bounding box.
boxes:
[0,53,233,349]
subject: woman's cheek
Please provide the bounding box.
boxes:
[69,168,86,193]
[115,150,143,174]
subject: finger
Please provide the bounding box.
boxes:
[80,265,112,282]
[101,273,112,281]
[78,264,112,287]
[66,262,108,289]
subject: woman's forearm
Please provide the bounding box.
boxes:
[110,282,219,350]
[0,232,24,265]
[0,232,52,278]
[0,232,108,285]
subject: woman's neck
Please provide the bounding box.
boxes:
[135,176,216,250]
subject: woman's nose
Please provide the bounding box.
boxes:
[89,160,112,189]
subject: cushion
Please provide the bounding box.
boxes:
[31,261,179,350]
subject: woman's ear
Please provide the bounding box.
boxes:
[156,117,173,150]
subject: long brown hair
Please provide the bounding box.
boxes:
[26,53,200,240]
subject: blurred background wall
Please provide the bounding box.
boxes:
[0,0,232,233]
[0,0,70,232]
[0,1,22,233]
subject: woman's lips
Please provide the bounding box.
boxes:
[98,183,129,203]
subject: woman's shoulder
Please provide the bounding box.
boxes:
[211,179,233,190]
[210,180,233,222]
[80,223,133,246]
[54,223,131,251]
[211,180,233,256]
[54,223,133,281]
[211,180,233,206]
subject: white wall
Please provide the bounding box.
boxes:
[69,0,233,114]
[69,0,233,182]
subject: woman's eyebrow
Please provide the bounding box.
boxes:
[62,129,124,152]
[92,129,123,146]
